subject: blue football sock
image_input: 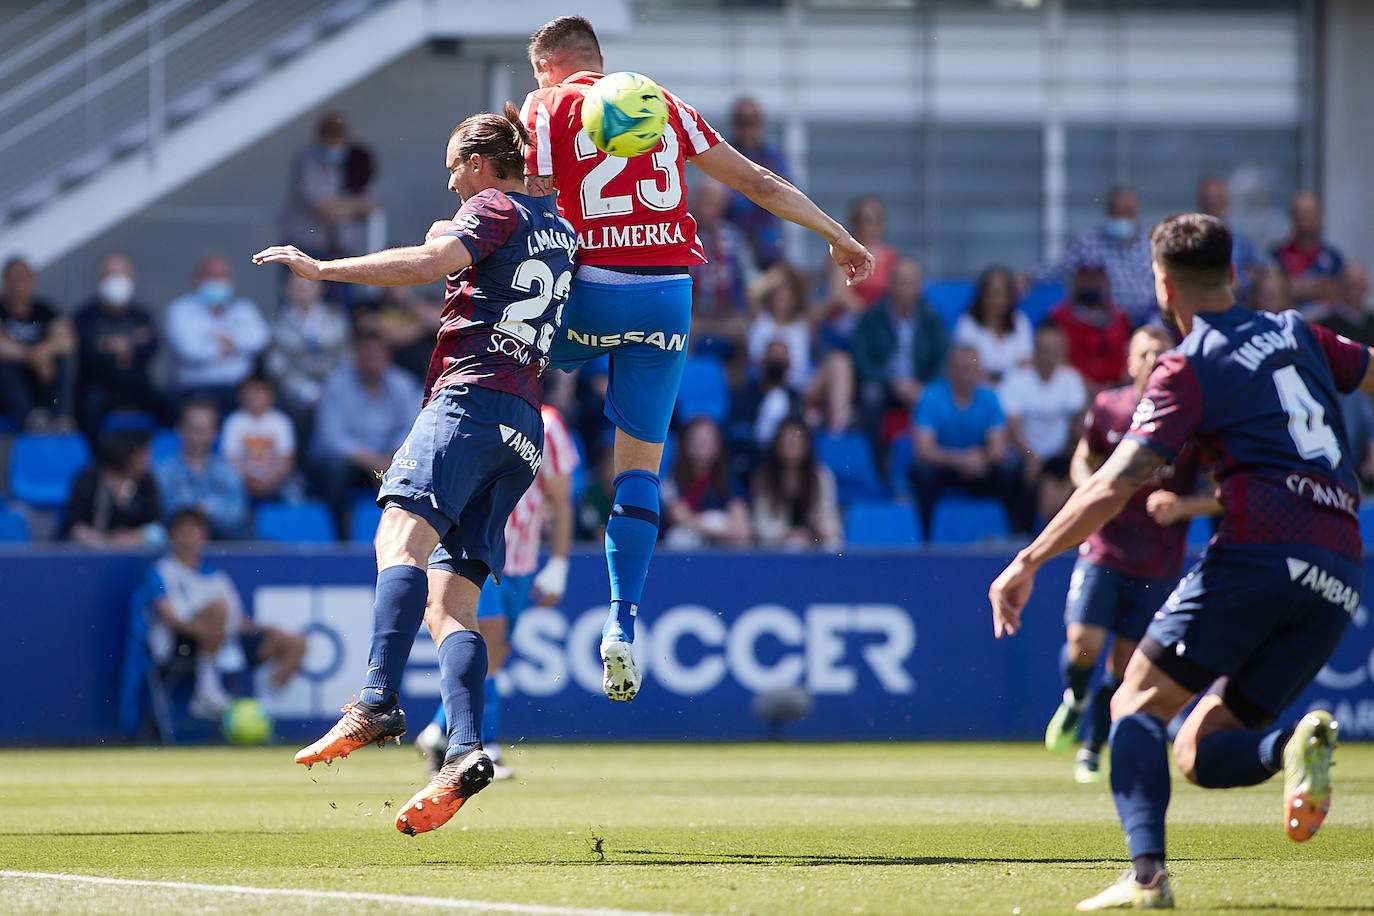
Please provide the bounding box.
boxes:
[603,469,660,643]
[1084,673,1122,754]
[1061,644,1094,706]
[480,675,500,747]
[1193,726,1290,788]
[359,565,428,706]
[1109,713,1171,862]
[437,629,487,760]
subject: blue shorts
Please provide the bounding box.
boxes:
[1141,544,1357,727]
[547,273,693,444]
[476,573,533,622]
[1063,557,1176,644]
[377,385,542,581]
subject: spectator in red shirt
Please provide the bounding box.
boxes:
[1047,264,1131,394]
[1269,191,1344,317]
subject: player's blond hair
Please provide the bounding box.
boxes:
[449,103,529,181]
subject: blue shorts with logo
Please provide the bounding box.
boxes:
[547,271,693,444]
[1064,556,1176,644]
[476,572,534,622]
[377,385,542,581]
[1141,544,1357,727]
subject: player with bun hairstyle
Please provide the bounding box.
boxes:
[520,15,874,703]
[253,106,577,836]
[991,213,1372,910]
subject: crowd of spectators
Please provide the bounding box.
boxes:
[3,101,1373,553]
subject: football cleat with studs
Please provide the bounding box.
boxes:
[1076,869,1174,911]
[600,638,641,702]
[1045,692,1084,754]
[293,699,407,767]
[395,749,495,836]
[1283,710,1338,842]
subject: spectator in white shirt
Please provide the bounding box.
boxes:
[954,266,1033,383]
[164,255,270,414]
[998,323,1087,520]
[222,375,300,503]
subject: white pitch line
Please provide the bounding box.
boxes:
[0,871,695,916]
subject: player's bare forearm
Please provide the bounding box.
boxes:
[1018,439,1163,569]
[1068,438,1103,488]
[1172,493,1222,521]
[543,471,574,561]
[252,236,470,286]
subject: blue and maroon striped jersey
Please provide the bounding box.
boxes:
[1127,306,1370,560]
[425,188,576,408]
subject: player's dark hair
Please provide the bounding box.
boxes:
[673,416,731,503]
[449,103,529,181]
[528,15,600,65]
[967,265,1018,335]
[168,506,211,532]
[752,418,821,526]
[1150,213,1232,291]
[96,428,151,475]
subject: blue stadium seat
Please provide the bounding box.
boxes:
[1360,504,1374,542]
[1186,515,1214,547]
[886,433,914,499]
[150,429,181,466]
[100,410,158,433]
[0,504,30,543]
[845,500,920,546]
[348,494,383,544]
[923,279,975,331]
[674,355,730,424]
[814,431,884,504]
[252,500,335,544]
[1016,280,1066,327]
[7,432,91,508]
[930,496,1011,544]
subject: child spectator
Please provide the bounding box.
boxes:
[63,429,163,548]
[751,418,843,551]
[222,376,299,503]
[1046,263,1131,393]
[662,416,752,549]
[953,266,1032,383]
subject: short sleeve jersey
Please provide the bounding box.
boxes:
[427,188,577,409]
[1080,385,1204,579]
[1127,307,1369,560]
[520,71,723,267]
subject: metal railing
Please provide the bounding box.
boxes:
[0,0,378,221]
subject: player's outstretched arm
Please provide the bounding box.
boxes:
[989,438,1163,638]
[690,142,874,286]
[251,235,473,287]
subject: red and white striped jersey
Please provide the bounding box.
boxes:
[520,70,723,268]
[503,404,579,576]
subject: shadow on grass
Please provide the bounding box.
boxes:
[579,850,1121,867]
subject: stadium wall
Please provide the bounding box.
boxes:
[11,548,1374,746]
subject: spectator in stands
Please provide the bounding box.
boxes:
[141,507,307,719]
[662,416,752,550]
[263,272,351,426]
[309,331,420,539]
[953,266,1032,383]
[1045,263,1131,393]
[1270,190,1344,318]
[815,196,897,345]
[998,325,1087,521]
[62,428,162,548]
[164,255,270,414]
[281,111,376,262]
[1034,185,1156,327]
[751,417,842,551]
[1196,174,1266,299]
[1319,262,1374,346]
[0,256,77,431]
[690,178,757,366]
[736,339,804,449]
[221,376,299,504]
[356,285,443,382]
[910,345,1033,539]
[1245,265,1292,317]
[724,96,789,269]
[851,256,948,446]
[577,446,616,543]
[155,399,249,541]
[73,252,166,436]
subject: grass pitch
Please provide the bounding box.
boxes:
[1,742,1371,914]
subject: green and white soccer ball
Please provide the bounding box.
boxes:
[222,698,273,746]
[581,71,669,158]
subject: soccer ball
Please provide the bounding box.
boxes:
[581,71,668,158]
[222,698,273,746]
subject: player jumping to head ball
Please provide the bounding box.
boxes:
[990,214,1364,910]
[253,106,575,836]
[520,15,874,702]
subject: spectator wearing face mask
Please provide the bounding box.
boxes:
[280,111,376,262]
[1045,263,1132,394]
[1032,185,1157,327]
[74,252,167,435]
[163,255,270,414]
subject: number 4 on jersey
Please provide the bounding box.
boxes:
[1273,364,1342,468]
